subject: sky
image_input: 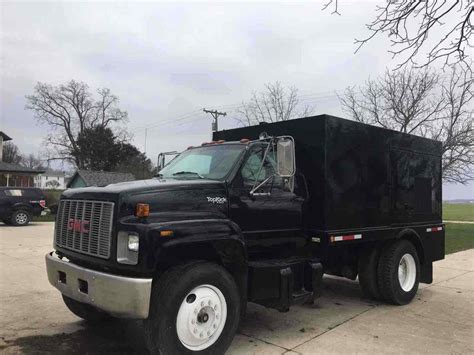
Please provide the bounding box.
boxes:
[1,0,472,199]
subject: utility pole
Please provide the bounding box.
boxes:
[203,108,227,132]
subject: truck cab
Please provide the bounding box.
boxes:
[45,115,445,354]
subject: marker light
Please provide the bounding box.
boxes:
[136,203,150,217]
[128,234,139,252]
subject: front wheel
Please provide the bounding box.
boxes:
[144,261,240,354]
[377,240,420,305]
[11,210,30,226]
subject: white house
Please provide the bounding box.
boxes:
[34,170,66,190]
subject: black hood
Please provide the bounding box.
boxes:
[61,178,229,221]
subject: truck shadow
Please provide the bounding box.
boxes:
[3,320,149,354]
[3,277,370,354]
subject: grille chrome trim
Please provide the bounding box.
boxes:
[55,199,114,259]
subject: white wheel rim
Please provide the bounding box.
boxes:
[16,213,28,225]
[398,253,416,292]
[176,284,227,351]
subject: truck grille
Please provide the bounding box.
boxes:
[54,200,114,259]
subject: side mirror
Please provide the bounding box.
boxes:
[276,137,295,177]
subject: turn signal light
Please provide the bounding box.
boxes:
[136,203,150,217]
[160,230,174,237]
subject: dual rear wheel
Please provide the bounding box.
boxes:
[359,239,420,305]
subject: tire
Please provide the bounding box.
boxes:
[2,219,12,225]
[11,210,30,226]
[62,295,111,323]
[358,245,381,300]
[144,261,240,355]
[377,240,420,305]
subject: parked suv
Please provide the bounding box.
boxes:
[0,187,46,226]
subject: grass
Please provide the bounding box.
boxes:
[445,223,474,254]
[33,214,56,222]
[443,203,474,222]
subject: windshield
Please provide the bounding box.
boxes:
[159,144,245,180]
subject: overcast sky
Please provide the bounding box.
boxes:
[1,0,472,199]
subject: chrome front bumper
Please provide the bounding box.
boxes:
[45,252,152,319]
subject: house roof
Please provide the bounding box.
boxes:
[0,161,45,174]
[0,132,12,141]
[67,170,136,188]
[42,169,66,177]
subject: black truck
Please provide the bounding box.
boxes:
[46,115,444,354]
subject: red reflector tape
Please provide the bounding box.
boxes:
[426,226,443,232]
[330,234,362,242]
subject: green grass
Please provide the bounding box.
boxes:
[443,203,474,222]
[445,223,474,254]
[33,214,56,222]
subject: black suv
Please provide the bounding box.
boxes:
[0,187,46,226]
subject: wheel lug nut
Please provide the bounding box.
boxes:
[208,300,211,306]
[191,319,195,324]
[193,329,197,334]
[213,324,217,328]
[200,332,203,338]
[201,301,204,307]
[194,308,198,314]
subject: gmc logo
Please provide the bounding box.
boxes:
[67,219,90,233]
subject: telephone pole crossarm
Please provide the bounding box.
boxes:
[203,108,227,132]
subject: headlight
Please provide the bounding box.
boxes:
[117,231,139,265]
[128,234,140,252]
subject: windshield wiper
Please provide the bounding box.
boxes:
[172,171,204,179]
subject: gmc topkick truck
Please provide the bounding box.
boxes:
[46,115,445,354]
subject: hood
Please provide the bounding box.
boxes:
[61,178,229,221]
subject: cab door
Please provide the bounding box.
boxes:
[228,144,305,256]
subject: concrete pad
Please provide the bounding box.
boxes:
[238,282,373,350]
[435,271,474,291]
[0,291,83,340]
[436,249,474,271]
[293,281,474,354]
[228,334,286,355]
[420,264,471,289]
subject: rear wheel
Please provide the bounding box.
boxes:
[11,210,30,226]
[62,295,111,323]
[144,261,240,354]
[377,240,420,305]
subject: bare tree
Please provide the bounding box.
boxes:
[340,67,474,184]
[25,80,128,168]
[21,153,46,170]
[2,142,23,165]
[237,82,314,126]
[323,0,473,71]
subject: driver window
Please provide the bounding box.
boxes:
[241,146,282,187]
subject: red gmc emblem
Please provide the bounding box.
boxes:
[67,219,90,233]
